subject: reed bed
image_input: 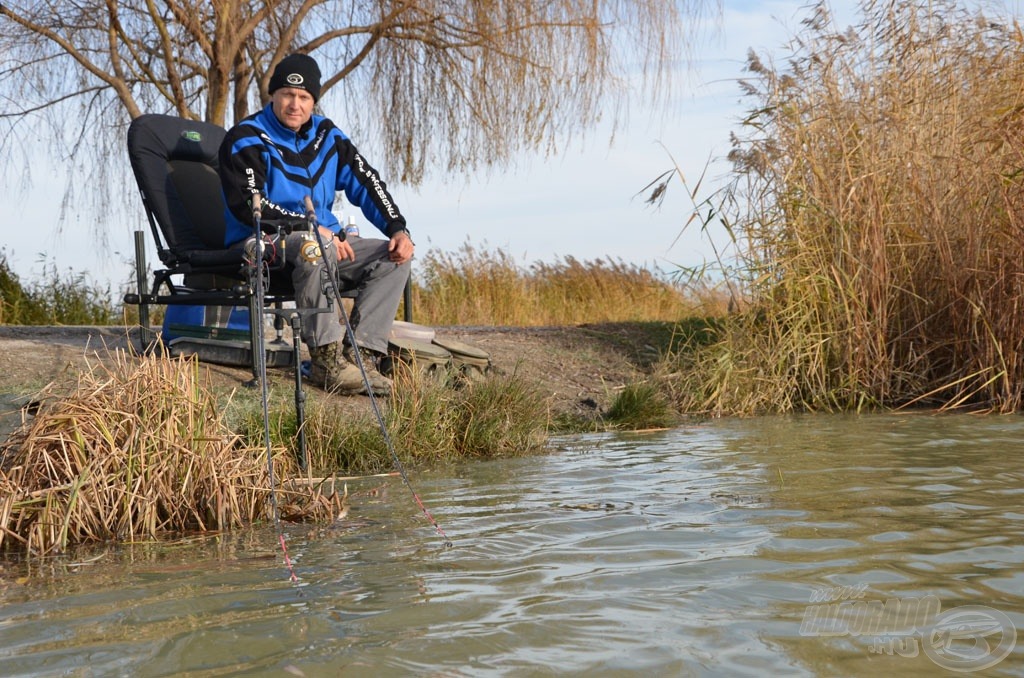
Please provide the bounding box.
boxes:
[411,242,702,326]
[0,352,271,556]
[672,0,1024,414]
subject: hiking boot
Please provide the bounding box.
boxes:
[343,344,393,396]
[307,342,366,395]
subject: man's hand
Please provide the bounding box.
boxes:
[389,230,414,264]
[319,226,354,261]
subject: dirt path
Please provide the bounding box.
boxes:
[0,323,670,432]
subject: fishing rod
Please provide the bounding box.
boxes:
[303,195,452,548]
[250,193,301,584]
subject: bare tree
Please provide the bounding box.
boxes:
[0,0,714,191]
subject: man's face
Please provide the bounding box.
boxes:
[272,87,315,132]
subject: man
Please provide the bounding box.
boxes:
[218,53,414,396]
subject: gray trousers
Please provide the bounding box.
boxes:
[278,231,410,354]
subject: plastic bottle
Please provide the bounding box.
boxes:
[344,215,359,238]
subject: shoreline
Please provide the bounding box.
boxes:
[0,322,662,429]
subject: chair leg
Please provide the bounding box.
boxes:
[403,276,413,322]
[130,230,158,354]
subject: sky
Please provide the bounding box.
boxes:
[5,1,863,293]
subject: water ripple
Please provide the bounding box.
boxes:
[2,414,1024,676]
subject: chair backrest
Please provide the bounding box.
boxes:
[127,114,229,259]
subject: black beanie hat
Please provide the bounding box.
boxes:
[268,54,322,102]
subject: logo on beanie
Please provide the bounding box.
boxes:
[286,73,304,85]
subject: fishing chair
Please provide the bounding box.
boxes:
[123,113,335,468]
[123,113,304,361]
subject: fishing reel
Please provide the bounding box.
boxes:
[243,234,278,264]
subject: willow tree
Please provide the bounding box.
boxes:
[0,0,713,190]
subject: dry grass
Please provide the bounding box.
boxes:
[0,352,274,556]
[671,0,1024,415]
[411,242,702,326]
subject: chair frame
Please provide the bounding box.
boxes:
[123,113,322,468]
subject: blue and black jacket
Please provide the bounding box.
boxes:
[218,103,408,246]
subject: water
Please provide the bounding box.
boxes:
[2,413,1023,676]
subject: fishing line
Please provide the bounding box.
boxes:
[250,193,301,584]
[303,196,452,548]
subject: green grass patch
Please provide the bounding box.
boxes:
[604,382,676,431]
[0,253,120,326]
[233,363,551,478]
